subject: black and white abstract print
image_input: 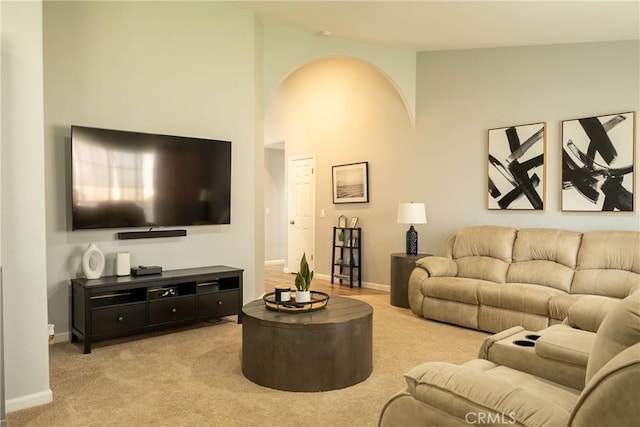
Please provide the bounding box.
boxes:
[562,112,635,212]
[488,122,546,210]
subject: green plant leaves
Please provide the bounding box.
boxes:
[295,252,313,291]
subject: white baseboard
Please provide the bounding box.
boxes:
[6,389,53,413]
[362,282,390,292]
[314,273,390,293]
[49,331,71,345]
[264,259,285,266]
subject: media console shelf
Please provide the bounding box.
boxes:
[71,265,243,354]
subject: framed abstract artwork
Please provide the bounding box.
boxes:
[332,162,369,204]
[488,122,546,210]
[562,111,636,211]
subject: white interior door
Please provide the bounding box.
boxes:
[288,157,315,273]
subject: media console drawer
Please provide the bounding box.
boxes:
[148,296,196,325]
[199,289,238,318]
[91,303,147,335]
[71,265,243,354]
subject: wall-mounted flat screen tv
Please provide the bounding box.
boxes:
[71,125,231,230]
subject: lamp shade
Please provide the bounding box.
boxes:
[397,202,427,225]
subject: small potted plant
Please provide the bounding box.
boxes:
[294,253,314,303]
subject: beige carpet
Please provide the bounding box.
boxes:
[7,294,488,427]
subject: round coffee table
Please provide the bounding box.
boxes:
[241,296,373,391]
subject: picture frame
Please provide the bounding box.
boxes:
[349,217,359,228]
[487,122,546,210]
[561,111,636,212]
[332,162,369,204]
[338,215,347,228]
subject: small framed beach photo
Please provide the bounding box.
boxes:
[332,162,369,204]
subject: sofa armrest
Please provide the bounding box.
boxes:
[415,256,457,277]
[477,326,524,359]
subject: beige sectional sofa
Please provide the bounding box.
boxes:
[379,292,640,427]
[408,225,640,333]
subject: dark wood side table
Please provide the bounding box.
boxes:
[241,296,372,391]
[390,253,430,308]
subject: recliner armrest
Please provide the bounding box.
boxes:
[415,256,457,277]
[568,343,640,427]
[536,324,595,367]
[478,326,525,359]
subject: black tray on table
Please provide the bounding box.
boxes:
[263,291,330,313]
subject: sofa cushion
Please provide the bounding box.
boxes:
[586,292,640,383]
[452,226,516,283]
[571,231,640,298]
[478,283,566,316]
[506,228,582,292]
[508,260,576,293]
[565,295,620,332]
[441,232,456,258]
[512,228,583,269]
[456,257,511,284]
[478,305,549,333]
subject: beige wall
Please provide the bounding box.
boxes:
[262,23,417,123]
[417,41,640,253]
[1,0,51,410]
[265,57,415,288]
[264,147,286,262]
[43,2,262,343]
[265,40,639,289]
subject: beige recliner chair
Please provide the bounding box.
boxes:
[379,292,640,427]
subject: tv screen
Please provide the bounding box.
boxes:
[71,126,231,230]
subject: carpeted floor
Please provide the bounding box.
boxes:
[7,293,488,427]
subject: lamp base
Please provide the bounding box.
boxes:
[406,225,418,255]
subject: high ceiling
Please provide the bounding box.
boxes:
[232,0,640,51]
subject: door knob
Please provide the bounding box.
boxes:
[290,220,295,225]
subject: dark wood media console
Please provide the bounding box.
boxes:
[71,265,243,354]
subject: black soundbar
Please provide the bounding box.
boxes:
[116,229,187,240]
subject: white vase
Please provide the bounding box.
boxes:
[81,243,105,279]
[296,290,311,303]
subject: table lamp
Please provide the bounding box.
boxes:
[397,202,427,255]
